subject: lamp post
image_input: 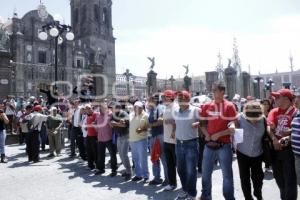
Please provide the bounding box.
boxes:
[123,69,134,96]
[267,79,274,92]
[38,19,74,87]
[254,76,263,99]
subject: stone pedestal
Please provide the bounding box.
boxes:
[0,51,13,99]
[205,71,219,93]
[91,64,104,99]
[224,67,237,100]
[146,70,157,97]
[241,72,251,97]
[183,75,192,91]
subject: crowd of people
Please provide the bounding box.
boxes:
[0,80,299,200]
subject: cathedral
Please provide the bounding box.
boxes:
[0,0,116,98]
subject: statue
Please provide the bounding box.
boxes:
[183,65,189,75]
[0,24,9,51]
[182,65,191,91]
[147,57,155,70]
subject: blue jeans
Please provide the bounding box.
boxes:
[201,144,235,200]
[130,139,149,178]
[0,130,6,154]
[176,139,199,197]
[150,134,168,182]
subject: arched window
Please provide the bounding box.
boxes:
[74,8,79,24]
[81,5,86,23]
[94,5,100,21]
[103,8,108,24]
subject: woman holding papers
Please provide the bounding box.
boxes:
[235,101,265,200]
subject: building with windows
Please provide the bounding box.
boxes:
[1,0,115,98]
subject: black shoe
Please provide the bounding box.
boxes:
[0,154,7,163]
[131,176,142,181]
[33,160,40,163]
[149,178,163,185]
[47,153,55,158]
[69,153,76,158]
[143,178,149,183]
[161,180,168,186]
[124,174,132,181]
[95,170,105,175]
[109,172,117,177]
[88,165,95,170]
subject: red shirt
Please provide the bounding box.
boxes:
[86,112,97,137]
[267,106,296,138]
[201,99,237,143]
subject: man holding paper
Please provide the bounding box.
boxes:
[235,101,265,200]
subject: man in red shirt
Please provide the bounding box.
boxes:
[199,81,236,200]
[85,104,98,170]
[267,89,298,200]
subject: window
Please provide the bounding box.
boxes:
[38,51,46,64]
[81,5,86,23]
[74,9,79,24]
[77,59,83,68]
[94,5,100,21]
[103,8,107,24]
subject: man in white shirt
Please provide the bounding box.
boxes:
[70,99,86,160]
[25,105,47,163]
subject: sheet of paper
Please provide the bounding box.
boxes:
[234,128,244,144]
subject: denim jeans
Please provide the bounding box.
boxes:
[0,130,6,154]
[149,134,168,182]
[130,139,149,178]
[271,148,298,200]
[176,139,199,197]
[201,144,235,200]
[117,134,131,174]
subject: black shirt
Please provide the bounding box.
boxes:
[111,110,129,136]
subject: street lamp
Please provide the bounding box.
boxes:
[267,79,275,92]
[38,18,74,87]
[253,76,263,99]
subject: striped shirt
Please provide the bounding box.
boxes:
[291,110,300,156]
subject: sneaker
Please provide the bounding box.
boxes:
[109,172,117,177]
[131,176,143,181]
[47,153,55,158]
[124,174,132,181]
[175,192,187,200]
[149,178,163,185]
[164,185,176,191]
[143,177,149,183]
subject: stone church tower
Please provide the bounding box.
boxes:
[70,0,116,97]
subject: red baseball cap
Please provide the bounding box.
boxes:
[34,105,43,112]
[163,90,175,99]
[271,89,294,100]
[176,90,191,100]
[246,96,254,101]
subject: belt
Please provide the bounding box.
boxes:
[176,138,197,144]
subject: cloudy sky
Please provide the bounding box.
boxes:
[1,0,300,78]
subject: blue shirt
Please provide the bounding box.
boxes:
[148,104,165,137]
[174,105,200,141]
[291,110,300,157]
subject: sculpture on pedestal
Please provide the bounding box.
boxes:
[183,65,192,91]
[146,57,157,96]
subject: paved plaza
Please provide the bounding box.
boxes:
[1,143,298,200]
